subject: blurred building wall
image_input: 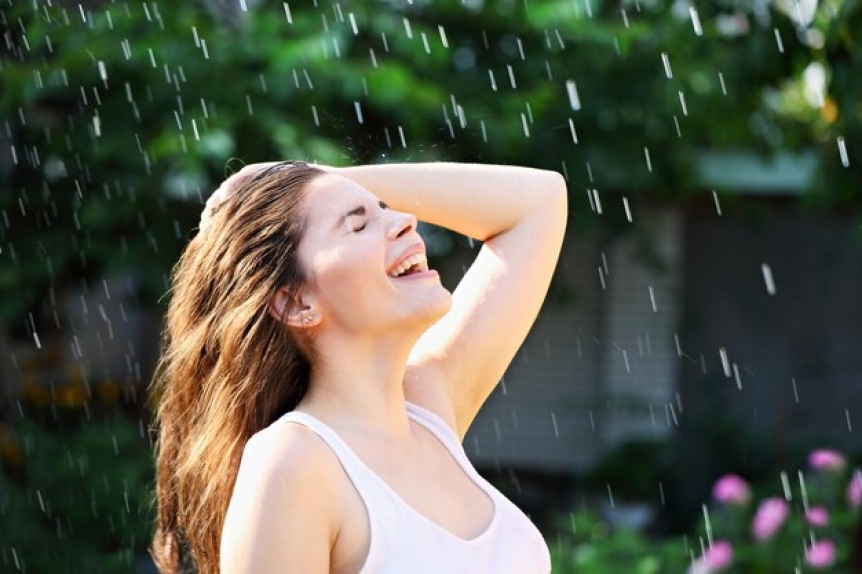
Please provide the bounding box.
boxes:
[466,208,684,474]
[674,203,862,513]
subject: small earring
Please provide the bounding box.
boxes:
[301,312,318,325]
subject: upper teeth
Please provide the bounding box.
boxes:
[389,253,427,277]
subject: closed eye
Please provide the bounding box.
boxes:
[339,200,387,233]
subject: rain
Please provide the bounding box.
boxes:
[1,0,862,573]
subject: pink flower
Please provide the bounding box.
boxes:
[848,471,862,508]
[751,497,789,540]
[808,449,846,472]
[687,540,733,574]
[704,540,733,570]
[805,506,829,527]
[805,539,836,569]
[712,474,752,505]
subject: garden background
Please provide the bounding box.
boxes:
[1,0,862,572]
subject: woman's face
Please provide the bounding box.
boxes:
[297,173,452,337]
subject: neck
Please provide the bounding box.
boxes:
[299,326,420,442]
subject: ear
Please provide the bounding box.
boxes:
[269,286,321,328]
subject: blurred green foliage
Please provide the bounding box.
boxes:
[1,0,861,331]
[549,509,689,573]
[0,409,153,573]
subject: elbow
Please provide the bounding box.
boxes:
[542,170,568,227]
[533,169,567,210]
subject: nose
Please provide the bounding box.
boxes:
[387,210,417,240]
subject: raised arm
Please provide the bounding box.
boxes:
[329,162,568,438]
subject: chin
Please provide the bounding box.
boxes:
[416,288,453,326]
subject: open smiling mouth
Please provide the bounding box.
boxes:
[388,253,429,278]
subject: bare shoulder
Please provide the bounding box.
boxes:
[240,417,339,480]
[221,419,341,573]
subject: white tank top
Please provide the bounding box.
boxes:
[277,401,551,574]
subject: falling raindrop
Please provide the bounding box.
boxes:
[507,65,517,89]
[702,505,713,547]
[649,286,657,312]
[403,17,413,40]
[488,69,498,91]
[690,7,703,36]
[712,190,723,215]
[719,347,731,377]
[781,471,792,500]
[591,188,602,214]
[456,105,466,129]
[661,52,672,79]
[438,25,449,48]
[354,101,363,124]
[718,72,727,95]
[837,136,849,167]
[620,8,630,28]
[565,79,581,111]
[568,118,578,144]
[678,91,688,116]
[554,29,565,50]
[798,471,810,512]
[761,263,776,295]
[774,28,784,53]
[644,147,653,172]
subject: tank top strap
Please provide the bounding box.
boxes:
[276,410,381,493]
[404,401,472,467]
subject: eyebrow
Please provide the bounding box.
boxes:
[334,200,389,230]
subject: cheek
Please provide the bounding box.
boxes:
[314,245,384,307]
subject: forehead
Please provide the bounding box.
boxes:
[303,174,377,226]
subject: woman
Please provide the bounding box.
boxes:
[150,161,567,573]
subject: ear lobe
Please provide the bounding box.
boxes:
[269,287,321,328]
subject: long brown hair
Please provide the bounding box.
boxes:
[149,161,324,573]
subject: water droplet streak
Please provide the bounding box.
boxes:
[761,263,776,295]
[838,136,849,167]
